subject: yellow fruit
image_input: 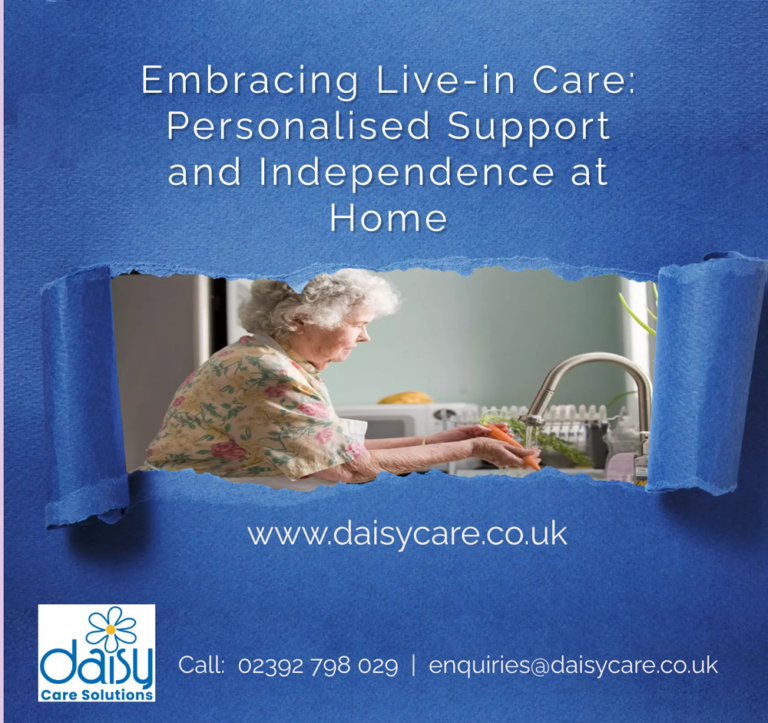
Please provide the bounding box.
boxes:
[378,391,433,404]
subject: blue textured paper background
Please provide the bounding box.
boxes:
[5,1,768,720]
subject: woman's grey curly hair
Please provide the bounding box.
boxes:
[239,269,401,336]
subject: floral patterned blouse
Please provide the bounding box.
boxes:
[144,334,365,480]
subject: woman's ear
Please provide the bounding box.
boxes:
[292,317,306,334]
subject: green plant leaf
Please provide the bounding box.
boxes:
[619,292,656,336]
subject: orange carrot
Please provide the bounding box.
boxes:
[484,424,541,471]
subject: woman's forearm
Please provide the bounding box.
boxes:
[313,440,476,483]
[364,436,427,450]
[370,440,475,474]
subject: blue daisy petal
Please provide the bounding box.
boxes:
[86,631,108,646]
[106,606,124,627]
[88,612,108,631]
[115,630,137,646]
[105,635,119,654]
[116,617,136,632]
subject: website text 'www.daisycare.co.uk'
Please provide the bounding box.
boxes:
[247,520,568,553]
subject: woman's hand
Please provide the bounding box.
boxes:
[471,437,541,469]
[426,423,512,445]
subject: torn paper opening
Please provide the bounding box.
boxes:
[41,255,766,528]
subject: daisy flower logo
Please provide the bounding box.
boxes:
[86,606,137,653]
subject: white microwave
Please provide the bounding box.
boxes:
[334,403,482,471]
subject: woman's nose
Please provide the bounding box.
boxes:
[359,328,371,342]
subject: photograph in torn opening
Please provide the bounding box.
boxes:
[112,267,656,490]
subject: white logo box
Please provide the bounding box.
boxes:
[38,604,155,702]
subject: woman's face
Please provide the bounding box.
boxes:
[292,306,374,370]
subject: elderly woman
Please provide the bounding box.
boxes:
[144,269,539,488]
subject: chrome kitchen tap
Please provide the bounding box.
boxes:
[519,352,653,465]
